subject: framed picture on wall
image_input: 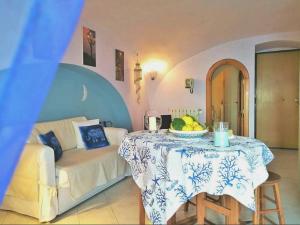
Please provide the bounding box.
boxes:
[115,49,124,81]
[83,26,96,67]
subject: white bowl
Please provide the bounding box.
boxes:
[169,129,208,138]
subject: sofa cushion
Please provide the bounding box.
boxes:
[55,146,127,199]
[79,124,109,149]
[72,119,100,148]
[27,117,87,151]
[38,131,63,161]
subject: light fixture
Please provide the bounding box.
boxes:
[149,70,158,80]
[134,53,142,104]
[143,59,167,81]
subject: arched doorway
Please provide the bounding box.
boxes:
[206,59,249,136]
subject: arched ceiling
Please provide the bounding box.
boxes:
[82,0,300,69]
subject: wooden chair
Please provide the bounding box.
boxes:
[195,193,239,224]
[184,195,224,212]
[253,171,285,225]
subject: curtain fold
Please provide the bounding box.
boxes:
[0,0,84,202]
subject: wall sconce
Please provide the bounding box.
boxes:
[134,54,142,104]
[149,70,158,80]
[185,78,194,94]
[143,59,167,81]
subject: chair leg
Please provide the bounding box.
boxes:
[260,186,265,224]
[253,187,261,225]
[139,191,145,225]
[167,214,176,225]
[228,196,239,224]
[184,202,189,212]
[273,183,286,224]
[224,195,230,224]
[196,193,206,225]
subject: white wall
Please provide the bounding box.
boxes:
[149,31,300,137]
[62,10,149,131]
[63,8,300,135]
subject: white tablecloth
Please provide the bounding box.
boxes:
[118,131,274,224]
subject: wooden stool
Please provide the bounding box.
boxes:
[196,193,239,224]
[253,171,285,225]
[184,195,224,212]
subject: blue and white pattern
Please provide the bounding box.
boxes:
[118,131,274,224]
[79,124,109,149]
[39,131,63,161]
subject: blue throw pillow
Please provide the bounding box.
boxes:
[79,124,109,149]
[39,131,63,161]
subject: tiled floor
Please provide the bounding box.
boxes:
[0,149,299,224]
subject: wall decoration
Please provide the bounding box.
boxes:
[81,84,88,102]
[83,26,96,67]
[134,53,142,104]
[115,49,124,81]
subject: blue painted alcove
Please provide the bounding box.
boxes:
[38,63,132,130]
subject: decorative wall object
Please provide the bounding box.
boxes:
[134,54,142,104]
[185,78,194,94]
[115,49,124,81]
[83,26,96,67]
[143,59,167,80]
[81,84,88,102]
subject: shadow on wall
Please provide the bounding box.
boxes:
[38,63,132,131]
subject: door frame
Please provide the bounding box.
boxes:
[206,59,249,136]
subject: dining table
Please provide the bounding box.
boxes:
[118,130,274,225]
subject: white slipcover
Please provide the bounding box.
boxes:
[1,117,130,222]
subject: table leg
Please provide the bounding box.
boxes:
[139,191,145,225]
[196,193,206,225]
[167,214,176,225]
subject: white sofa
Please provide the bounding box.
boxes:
[0,116,130,222]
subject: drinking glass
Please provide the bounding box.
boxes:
[144,111,162,132]
[214,122,229,147]
[214,122,229,132]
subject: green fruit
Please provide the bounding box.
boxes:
[171,118,185,130]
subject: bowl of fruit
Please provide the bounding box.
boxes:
[169,114,208,138]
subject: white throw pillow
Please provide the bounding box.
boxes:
[72,119,100,148]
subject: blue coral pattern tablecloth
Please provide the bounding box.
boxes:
[118,130,274,224]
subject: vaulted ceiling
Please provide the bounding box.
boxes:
[83,0,300,68]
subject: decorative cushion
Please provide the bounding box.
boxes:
[79,124,109,149]
[72,119,100,148]
[39,131,63,161]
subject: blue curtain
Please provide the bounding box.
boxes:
[0,0,84,202]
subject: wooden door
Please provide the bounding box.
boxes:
[223,67,240,135]
[212,72,224,123]
[256,51,300,149]
[239,73,244,136]
[212,66,242,135]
